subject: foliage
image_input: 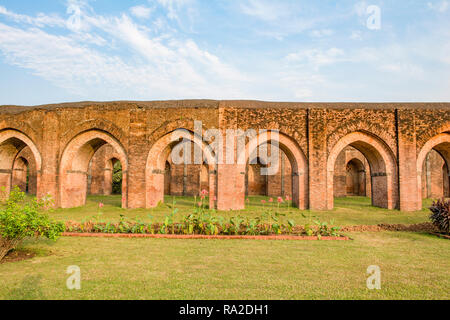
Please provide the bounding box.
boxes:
[112,161,122,195]
[65,195,343,238]
[0,187,64,261]
[429,199,450,234]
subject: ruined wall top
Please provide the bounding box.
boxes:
[1,100,449,115]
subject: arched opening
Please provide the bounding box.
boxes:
[109,158,123,195]
[421,149,449,200]
[12,157,29,193]
[0,130,41,198]
[199,163,209,194]
[59,130,128,208]
[417,132,450,208]
[239,132,308,209]
[146,129,216,208]
[443,163,450,198]
[246,157,268,196]
[162,152,210,197]
[164,161,172,195]
[327,131,398,210]
[87,144,125,196]
[346,159,367,196]
[333,146,371,198]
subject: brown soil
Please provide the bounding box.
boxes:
[430,232,450,240]
[1,250,36,264]
[340,222,438,233]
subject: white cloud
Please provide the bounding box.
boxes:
[238,0,323,39]
[0,5,247,100]
[0,5,66,27]
[240,0,291,22]
[427,1,449,12]
[310,29,334,38]
[286,48,345,69]
[130,5,153,19]
[350,30,363,40]
[156,0,193,21]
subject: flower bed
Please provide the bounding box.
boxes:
[66,197,344,239]
[64,220,343,239]
[62,232,350,241]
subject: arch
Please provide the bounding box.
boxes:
[12,157,29,193]
[327,131,398,209]
[0,130,42,197]
[416,132,450,208]
[345,158,366,196]
[61,119,128,152]
[145,129,216,208]
[164,161,172,195]
[246,157,268,196]
[443,163,450,198]
[59,130,128,208]
[107,157,123,195]
[239,131,308,209]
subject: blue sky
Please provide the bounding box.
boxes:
[0,0,449,105]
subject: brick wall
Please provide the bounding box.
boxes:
[0,101,449,211]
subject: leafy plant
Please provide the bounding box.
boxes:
[429,199,450,234]
[0,187,64,261]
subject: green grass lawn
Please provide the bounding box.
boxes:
[50,195,434,227]
[2,195,447,300]
[1,232,448,300]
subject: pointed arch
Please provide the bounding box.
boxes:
[327,131,398,209]
[417,132,450,208]
[145,129,216,208]
[0,130,42,197]
[238,131,308,209]
[59,130,128,208]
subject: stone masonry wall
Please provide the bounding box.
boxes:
[0,101,449,211]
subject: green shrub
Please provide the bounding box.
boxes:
[429,199,450,235]
[0,187,65,261]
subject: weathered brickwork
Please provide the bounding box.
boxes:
[1,101,449,211]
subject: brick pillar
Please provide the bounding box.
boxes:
[308,109,329,210]
[127,108,147,208]
[217,163,245,210]
[89,146,106,195]
[41,112,59,204]
[397,110,419,211]
[216,107,245,211]
[12,158,27,192]
[216,133,245,210]
[426,150,446,198]
[208,165,217,209]
[170,164,184,196]
[333,150,347,197]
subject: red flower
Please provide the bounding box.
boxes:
[285,195,290,201]
[99,203,104,208]
[197,202,203,207]
[269,198,273,203]
[261,200,266,204]
[277,197,283,203]
[201,189,209,196]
